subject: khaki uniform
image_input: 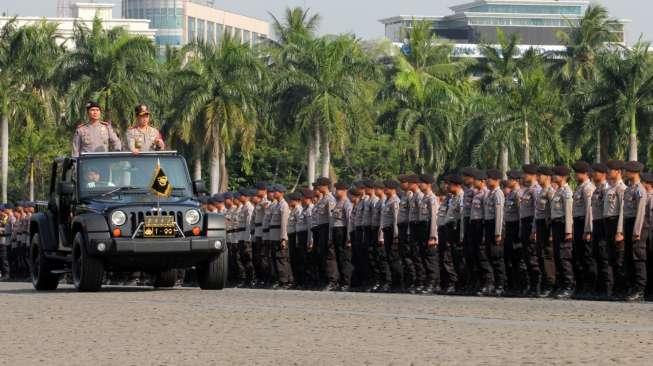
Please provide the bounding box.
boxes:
[126,125,164,152]
[72,121,122,157]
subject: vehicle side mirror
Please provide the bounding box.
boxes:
[193,180,208,195]
[57,182,75,196]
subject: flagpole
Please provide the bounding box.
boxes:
[156,157,161,213]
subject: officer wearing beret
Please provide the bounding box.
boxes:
[251,183,270,287]
[293,189,314,288]
[603,160,627,298]
[588,163,609,298]
[352,182,371,289]
[483,169,506,296]
[445,175,465,293]
[406,174,426,293]
[379,180,403,291]
[571,161,595,297]
[397,175,414,292]
[269,185,293,289]
[332,182,354,291]
[127,104,165,154]
[236,189,255,287]
[622,161,647,301]
[550,166,575,299]
[529,166,556,297]
[519,164,541,296]
[641,173,653,299]
[504,170,528,295]
[313,177,339,291]
[72,101,122,157]
[416,174,441,294]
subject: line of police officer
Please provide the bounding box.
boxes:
[199,161,653,302]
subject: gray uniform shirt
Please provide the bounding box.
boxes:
[72,121,122,157]
[372,196,385,227]
[603,180,626,233]
[409,191,424,223]
[314,193,336,226]
[379,194,400,241]
[519,183,541,219]
[332,197,353,241]
[126,125,163,152]
[288,205,300,235]
[262,200,276,241]
[628,182,648,236]
[357,196,369,227]
[470,187,488,221]
[534,185,554,221]
[297,204,314,246]
[573,180,595,234]
[419,192,439,240]
[551,183,574,234]
[484,187,504,236]
[238,201,254,242]
[437,195,449,228]
[462,186,475,218]
[253,198,269,239]
[504,188,520,223]
[591,181,609,222]
[268,199,289,241]
[398,191,412,224]
[446,190,464,242]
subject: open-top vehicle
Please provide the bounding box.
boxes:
[29,151,227,291]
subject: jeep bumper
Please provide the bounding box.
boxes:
[88,237,225,255]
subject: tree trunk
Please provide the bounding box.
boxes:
[595,129,601,163]
[1,115,8,204]
[500,144,509,179]
[629,111,638,161]
[307,125,320,185]
[193,148,203,181]
[523,119,530,165]
[209,135,220,195]
[321,132,330,178]
[219,144,228,192]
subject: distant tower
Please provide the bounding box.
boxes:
[56,0,72,17]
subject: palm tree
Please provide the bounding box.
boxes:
[270,6,321,46]
[57,17,156,131]
[580,43,653,161]
[174,36,265,194]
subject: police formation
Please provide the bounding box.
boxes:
[204,162,653,303]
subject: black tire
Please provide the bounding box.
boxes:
[152,269,177,288]
[30,233,60,291]
[198,249,228,290]
[72,232,104,292]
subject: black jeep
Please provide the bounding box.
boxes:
[28,151,227,292]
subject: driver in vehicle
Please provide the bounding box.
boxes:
[85,168,115,188]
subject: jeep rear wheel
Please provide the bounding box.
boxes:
[72,232,104,292]
[197,249,228,290]
[30,233,60,291]
[152,269,177,288]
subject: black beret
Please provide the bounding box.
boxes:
[233,192,242,199]
[301,188,315,199]
[624,161,644,173]
[397,174,409,183]
[537,166,554,176]
[198,196,209,204]
[486,169,502,180]
[276,184,287,193]
[572,161,590,173]
[288,192,301,201]
[372,181,385,189]
[362,179,375,188]
[474,169,487,180]
[383,180,400,189]
[85,100,100,110]
[642,172,653,184]
[461,167,476,177]
[134,104,150,116]
[419,174,435,184]
[238,187,250,196]
[405,174,421,184]
[348,188,360,196]
[606,160,624,170]
[522,164,539,175]
[552,165,570,177]
[315,177,332,187]
[4,203,14,209]
[222,192,233,200]
[334,182,348,190]
[507,170,523,180]
[255,182,269,190]
[590,163,608,173]
[447,174,463,185]
[215,193,225,203]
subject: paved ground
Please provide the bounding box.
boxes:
[0,282,652,365]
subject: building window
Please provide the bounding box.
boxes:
[207,22,215,44]
[225,26,233,38]
[243,30,251,45]
[197,19,205,41]
[188,17,196,41]
[216,24,224,42]
[234,28,242,43]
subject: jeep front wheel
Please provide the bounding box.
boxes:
[72,232,104,292]
[30,233,60,291]
[197,249,228,290]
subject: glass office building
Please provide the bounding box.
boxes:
[122,0,270,49]
[380,0,626,46]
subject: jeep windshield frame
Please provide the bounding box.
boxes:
[76,153,193,201]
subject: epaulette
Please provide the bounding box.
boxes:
[76,122,88,129]
[100,121,111,126]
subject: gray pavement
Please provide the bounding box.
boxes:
[1,281,652,365]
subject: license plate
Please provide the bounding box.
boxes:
[143,216,176,238]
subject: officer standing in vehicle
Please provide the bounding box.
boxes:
[571,161,595,297]
[72,101,122,157]
[126,104,165,153]
[550,166,575,299]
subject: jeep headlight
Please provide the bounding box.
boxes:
[185,209,201,225]
[111,210,127,226]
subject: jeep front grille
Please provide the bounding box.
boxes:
[129,210,184,237]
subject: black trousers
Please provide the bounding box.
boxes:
[505,220,527,291]
[312,224,339,285]
[465,219,485,289]
[647,232,653,296]
[0,244,8,276]
[572,217,588,291]
[292,231,309,286]
[409,222,425,285]
[440,224,458,288]
[551,219,574,289]
[272,240,293,285]
[529,219,555,290]
[398,223,414,286]
[483,220,505,288]
[604,216,625,295]
[382,227,404,287]
[236,241,254,283]
[451,220,466,289]
[252,237,266,283]
[227,240,239,283]
[587,219,604,294]
[333,227,353,286]
[351,227,370,287]
[414,221,440,287]
[625,218,648,292]
[367,226,390,285]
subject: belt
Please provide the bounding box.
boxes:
[236,228,245,232]
[255,223,262,227]
[551,217,564,223]
[269,225,281,229]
